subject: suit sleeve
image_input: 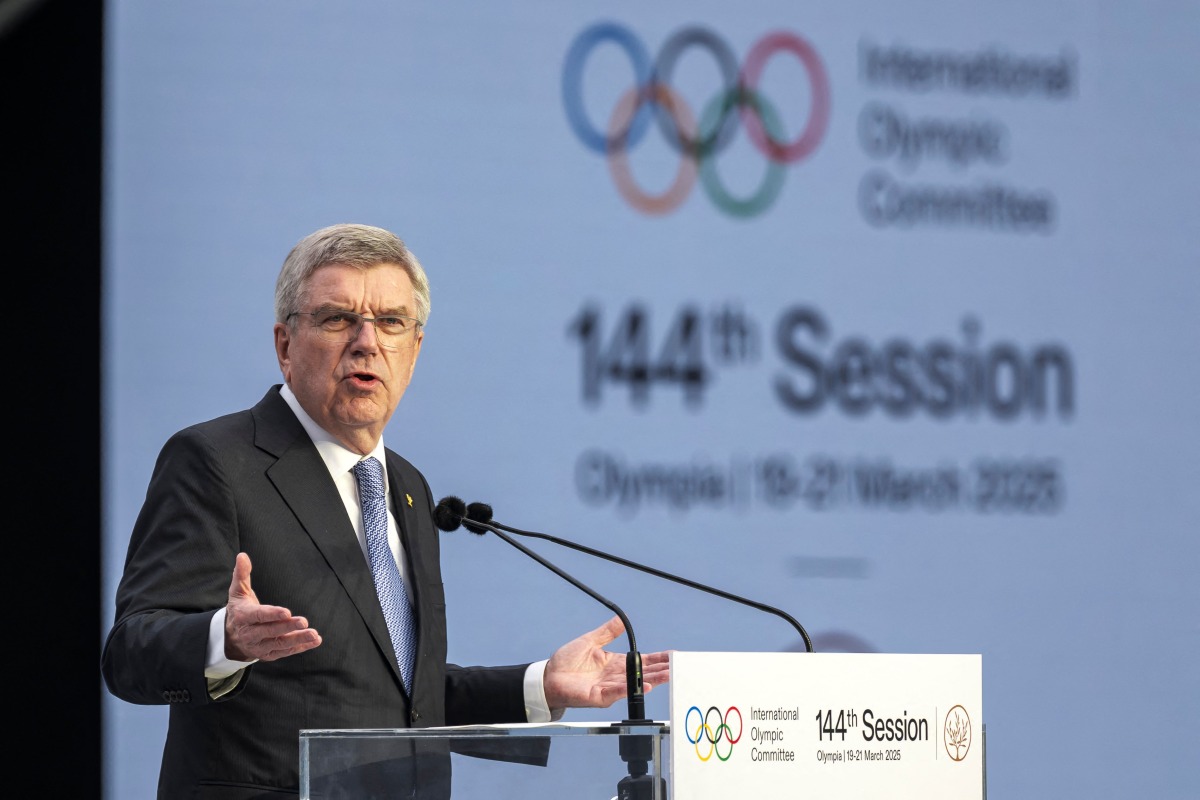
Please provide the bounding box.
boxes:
[101,426,245,706]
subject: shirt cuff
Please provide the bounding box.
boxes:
[205,606,258,680]
[523,659,565,722]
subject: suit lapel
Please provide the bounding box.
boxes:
[252,388,407,691]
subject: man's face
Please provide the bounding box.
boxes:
[274,262,424,454]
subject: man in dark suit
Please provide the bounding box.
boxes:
[101,223,670,799]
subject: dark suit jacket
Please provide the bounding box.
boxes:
[102,386,531,799]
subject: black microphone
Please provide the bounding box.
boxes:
[464,500,815,653]
[434,496,649,723]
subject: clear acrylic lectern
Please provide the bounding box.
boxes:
[300,720,670,800]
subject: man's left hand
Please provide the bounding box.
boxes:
[543,616,671,711]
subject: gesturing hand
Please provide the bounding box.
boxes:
[542,615,671,711]
[224,552,323,662]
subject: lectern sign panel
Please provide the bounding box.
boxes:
[669,652,983,799]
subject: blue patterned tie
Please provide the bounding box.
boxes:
[352,457,416,693]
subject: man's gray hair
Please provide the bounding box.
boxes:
[274,223,431,325]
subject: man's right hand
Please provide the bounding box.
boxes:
[224,552,323,662]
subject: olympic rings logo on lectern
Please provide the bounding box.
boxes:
[684,705,743,761]
[561,22,831,218]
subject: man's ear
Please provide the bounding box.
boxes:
[274,322,292,379]
[406,329,424,381]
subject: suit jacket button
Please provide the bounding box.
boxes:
[411,710,421,723]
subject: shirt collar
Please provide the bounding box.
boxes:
[279,383,388,478]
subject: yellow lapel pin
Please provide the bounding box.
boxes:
[406,493,413,507]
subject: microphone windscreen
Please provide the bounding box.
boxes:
[433,496,466,532]
[462,501,492,535]
[465,502,493,524]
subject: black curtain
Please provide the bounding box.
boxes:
[3,0,103,794]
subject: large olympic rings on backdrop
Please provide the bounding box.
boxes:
[562,22,831,217]
[684,705,743,762]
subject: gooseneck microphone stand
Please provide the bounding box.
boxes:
[464,501,814,652]
[433,499,666,800]
[615,654,667,800]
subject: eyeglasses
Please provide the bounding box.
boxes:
[288,308,423,349]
